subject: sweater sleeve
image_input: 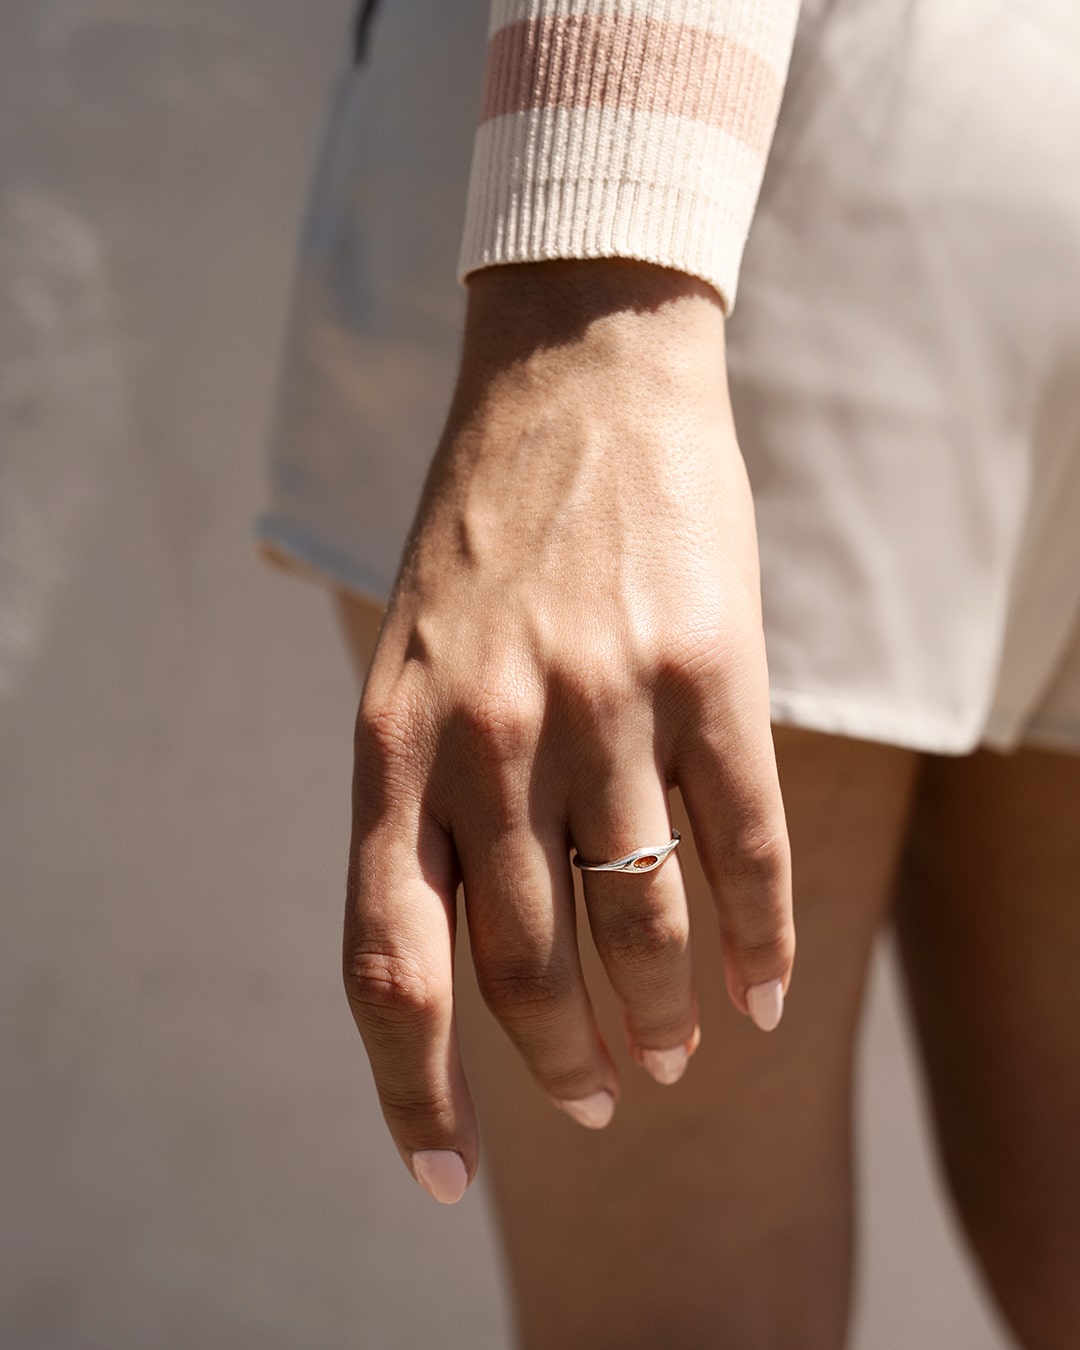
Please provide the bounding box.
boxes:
[457,0,801,313]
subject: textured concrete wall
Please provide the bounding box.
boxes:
[0,2,1013,1347]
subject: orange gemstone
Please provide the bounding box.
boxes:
[633,855,658,869]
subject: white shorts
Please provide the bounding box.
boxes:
[255,0,1080,755]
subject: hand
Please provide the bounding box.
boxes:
[343,260,794,1204]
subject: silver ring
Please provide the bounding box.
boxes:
[572,829,681,875]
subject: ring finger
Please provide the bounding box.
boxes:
[570,751,699,1085]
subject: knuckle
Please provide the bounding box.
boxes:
[558,662,635,734]
[596,907,688,971]
[658,626,739,697]
[720,827,790,895]
[542,1062,606,1100]
[714,828,794,970]
[458,685,542,768]
[355,697,419,779]
[476,957,575,1024]
[377,1079,456,1126]
[655,629,764,745]
[726,926,796,973]
[342,946,443,1025]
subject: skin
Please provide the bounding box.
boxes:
[344,260,794,1188]
[337,259,1080,1347]
[894,746,1080,1350]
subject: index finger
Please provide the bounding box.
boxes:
[343,708,477,1204]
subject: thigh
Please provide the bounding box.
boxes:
[894,746,1080,1347]
[336,590,921,1347]
[465,729,917,1350]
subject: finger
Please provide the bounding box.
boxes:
[571,752,699,1085]
[676,693,795,1031]
[453,762,620,1129]
[344,708,477,1202]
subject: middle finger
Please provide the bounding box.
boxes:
[454,802,621,1127]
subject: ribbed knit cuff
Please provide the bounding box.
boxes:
[457,0,801,313]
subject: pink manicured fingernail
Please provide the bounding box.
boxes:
[555,1090,616,1129]
[411,1149,468,1204]
[639,1045,689,1085]
[746,979,785,1032]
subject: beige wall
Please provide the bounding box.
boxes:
[0,1,1013,1345]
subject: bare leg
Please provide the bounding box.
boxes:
[336,591,921,1349]
[895,746,1080,1350]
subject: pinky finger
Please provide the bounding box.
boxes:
[677,736,795,1032]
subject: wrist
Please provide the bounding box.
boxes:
[460,259,726,381]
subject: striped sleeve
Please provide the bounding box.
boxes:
[456,0,801,312]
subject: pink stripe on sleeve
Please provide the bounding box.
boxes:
[480,14,784,155]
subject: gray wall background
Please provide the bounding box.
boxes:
[0,2,1015,1346]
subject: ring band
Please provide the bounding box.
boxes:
[572,829,681,875]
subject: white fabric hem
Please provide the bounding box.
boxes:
[771,688,1080,757]
[253,517,389,611]
[768,687,982,757]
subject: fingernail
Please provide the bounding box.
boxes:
[746,979,785,1032]
[639,1044,689,1085]
[555,1089,616,1129]
[411,1149,468,1204]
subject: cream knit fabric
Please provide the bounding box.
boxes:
[457,0,802,311]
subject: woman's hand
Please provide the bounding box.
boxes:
[343,260,794,1203]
